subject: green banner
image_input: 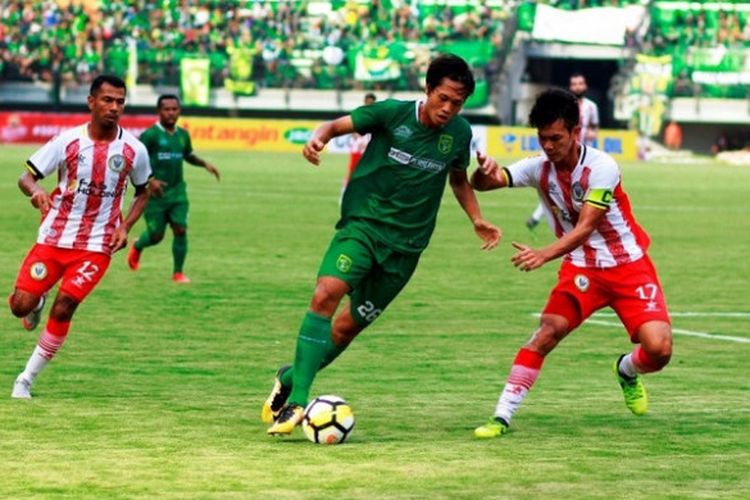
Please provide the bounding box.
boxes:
[225,46,256,96]
[180,58,210,107]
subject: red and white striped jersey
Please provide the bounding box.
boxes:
[26,123,152,255]
[504,145,650,269]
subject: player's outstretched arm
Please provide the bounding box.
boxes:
[449,168,501,250]
[511,203,607,271]
[18,171,51,216]
[185,152,220,181]
[109,184,150,253]
[471,151,508,191]
[302,116,355,166]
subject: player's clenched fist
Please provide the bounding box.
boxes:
[303,137,327,166]
[30,190,51,216]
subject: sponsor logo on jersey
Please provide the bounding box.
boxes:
[157,152,184,161]
[77,178,125,198]
[30,262,48,281]
[393,125,413,139]
[336,254,353,273]
[574,274,589,292]
[108,154,126,173]
[572,182,585,202]
[388,147,446,173]
[438,134,453,154]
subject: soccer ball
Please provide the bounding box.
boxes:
[302,395,355,444]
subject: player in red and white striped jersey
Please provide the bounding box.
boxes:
[7,75,151,399]
[471,88,673,439]
[526,73,600,230]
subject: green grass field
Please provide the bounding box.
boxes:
[1,146,748,498]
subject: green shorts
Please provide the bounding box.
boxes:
[144,193,189,233]
[318,223,421,326]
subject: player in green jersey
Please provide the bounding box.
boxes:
[128,94,220,283]
[263,54,502,435]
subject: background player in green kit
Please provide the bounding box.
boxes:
[263,54,502,435]
[128,94,220,283]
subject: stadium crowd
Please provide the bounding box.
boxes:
[645,1,750,98]
[0,0,510,91]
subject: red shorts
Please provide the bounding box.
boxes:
[14,244,111,303]
[543,255,670,342]
[348,152,362,175]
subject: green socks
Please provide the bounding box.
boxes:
[134,230,187,274]
[287,312,337,406]
[172,234,187,273]
[280,338,347,389]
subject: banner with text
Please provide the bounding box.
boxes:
[0,113,636,162]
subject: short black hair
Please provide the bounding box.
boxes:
[90,75,126,95]
[364,92,376,102]
[569,72,586,81]
[425,53,475,98]
[157,94,181,108]
[529,88,580,131]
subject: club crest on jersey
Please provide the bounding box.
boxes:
[572,182,585,202]
[30,262,48,281]
[438,134,453,154]
[336,254,353,273]
[108,154,125,173]
[67,179,78,192]
[394,125,413,139]
[574,274,590,292]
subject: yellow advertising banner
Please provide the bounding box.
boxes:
[485,126,638,162]
[179,117,320,152]
[178,117,638,162]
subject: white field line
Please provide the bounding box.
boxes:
[530,313,750,344]
[585,319,750,344]
[593,312,750,318]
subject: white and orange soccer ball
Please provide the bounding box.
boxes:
[302,395,355,444]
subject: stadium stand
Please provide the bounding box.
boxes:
[0,0,515,104]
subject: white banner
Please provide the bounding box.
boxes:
[532,4,646,45]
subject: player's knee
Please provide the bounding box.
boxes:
[526,316,569,355]
[172,225,187,237]
[8,292,36,318]
[639,321,672,369]
[50,295,80,321]
[149,232,165,244]
[645,336,672,369]
[310,280,348,316]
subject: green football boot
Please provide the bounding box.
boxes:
[474,417,509,439]
[613,355,648,416]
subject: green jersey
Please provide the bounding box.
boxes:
[343,99,472,253]
[139,123,193,193]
